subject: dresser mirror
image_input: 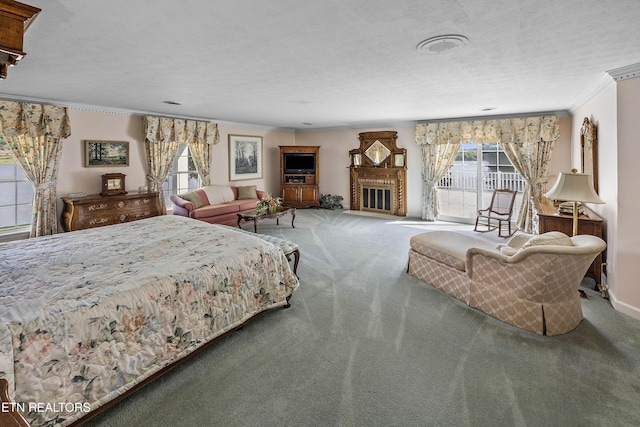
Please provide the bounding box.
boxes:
[580,117,598,194]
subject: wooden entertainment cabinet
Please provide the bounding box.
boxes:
[279,146,320,208]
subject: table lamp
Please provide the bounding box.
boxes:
[544,169,604,236]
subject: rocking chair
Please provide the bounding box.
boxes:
[474,189,517,237]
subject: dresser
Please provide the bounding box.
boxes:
[536,206,604,288]
[61,192,162,232]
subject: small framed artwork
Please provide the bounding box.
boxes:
[85,140,129,167]
[229,134,263,181]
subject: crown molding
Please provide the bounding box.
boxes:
[0,93,137,116]
[569,73,616,113]
[606,62,640,82]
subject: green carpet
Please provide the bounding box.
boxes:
[85,209,640,427]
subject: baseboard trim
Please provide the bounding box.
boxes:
[608,290,640,321]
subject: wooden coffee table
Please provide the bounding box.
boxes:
[237,206,296,233]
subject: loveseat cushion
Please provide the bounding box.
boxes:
[191,203,241,219]
[235,199,259,211]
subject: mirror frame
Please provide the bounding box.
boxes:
[580,117,598,194]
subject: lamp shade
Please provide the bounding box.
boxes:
[544,172,604,204]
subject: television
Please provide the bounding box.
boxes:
[284,153,316,174]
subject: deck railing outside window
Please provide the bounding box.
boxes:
[439,170,526,193]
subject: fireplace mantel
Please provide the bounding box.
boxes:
[349,131,407,216]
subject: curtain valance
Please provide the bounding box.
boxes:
[143,116,219,145]
[0,101,71,139]
[142,116,220,214]
[415,116,559,145]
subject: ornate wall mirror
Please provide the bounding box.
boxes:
[580,117,598,194]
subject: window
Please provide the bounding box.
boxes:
[163,144,200,207]
[438,142,523,223]
[0,140,33,232]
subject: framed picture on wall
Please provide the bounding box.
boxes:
[580,117,598,194]
[228,134,263,181]
[85,140,129,167]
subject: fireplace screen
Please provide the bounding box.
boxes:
[361,184,393,214]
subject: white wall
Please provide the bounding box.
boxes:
[613,77,640,318]
[571,76,640,320]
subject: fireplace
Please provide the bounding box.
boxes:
[349,131,407,216]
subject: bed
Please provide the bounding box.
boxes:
[0,215,299,426]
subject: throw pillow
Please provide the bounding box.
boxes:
[202,185,235,205]
[521,231,573,249]
[180,191,205,209]
[237,185,258,200]
[500,246,518,256]
[496,244,518,256]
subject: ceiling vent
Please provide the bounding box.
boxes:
[416,34,469,55]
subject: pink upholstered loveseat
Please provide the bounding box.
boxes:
[170,185,266,226]
[407,231,606,336]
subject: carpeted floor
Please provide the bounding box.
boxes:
[85,209,640,427]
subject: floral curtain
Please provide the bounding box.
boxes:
[415,116,559,231]
[143,116,219,213]
[500,117,559,233]
[0,101,71,237]
[415,123,461,221]
[187,121,219,186]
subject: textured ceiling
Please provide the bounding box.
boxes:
[1,0,639,130]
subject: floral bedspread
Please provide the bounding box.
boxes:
[0,215,299,426]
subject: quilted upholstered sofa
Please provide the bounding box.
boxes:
[170,184,266,226]
[406,231,606,336]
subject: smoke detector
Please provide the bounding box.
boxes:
[416,35,469,54]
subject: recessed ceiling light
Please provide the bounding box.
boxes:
[416,34,469,54]
[163,100,182,105]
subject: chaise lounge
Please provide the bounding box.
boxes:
[406,231,606,335]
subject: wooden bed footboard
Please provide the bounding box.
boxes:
[0,379,30,427]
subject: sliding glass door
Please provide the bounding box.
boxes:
[437,142,524,223]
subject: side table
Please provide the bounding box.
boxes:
[536,206,604,290]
